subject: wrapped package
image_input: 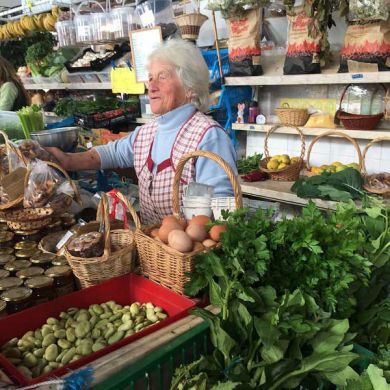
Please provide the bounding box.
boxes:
[66,231,104,258]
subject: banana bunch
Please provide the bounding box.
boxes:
[0,7,59,40]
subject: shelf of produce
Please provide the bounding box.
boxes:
[232,123,390,140]
[225,55,390,86]
[24,82,112,90]
[240,179,338,210]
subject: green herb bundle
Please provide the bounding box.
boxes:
[236,153,263,174]
[17,105,44,139]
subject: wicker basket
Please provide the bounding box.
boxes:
[304,130,363,177]
[175,13,208,41]
[38,230,68,255]
[336,84,385,130]
[362,137,390,196]
[64,192,140,288]
[259,125,305,181]
[275,103,309,126]
[135,150,243,295]
[1,207,54,231]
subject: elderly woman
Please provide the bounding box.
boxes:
[47,39,237,224]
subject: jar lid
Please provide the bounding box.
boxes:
[0,231,14,243]
[1,286,32,302]
[0,269,10,279]
[45,265,72,278]
[14,229,40,236]
[14,241,37,251]
[15,249,41,259]
[0,224,9,231]
[0,254,16,265]
[30,253,56,265]
[25,276,54,289]
[4,260,31,272]
[16,267,45,280]
[51,256,68,266]
[0,300,5,312]
[0,248,14,256]
[0,277,23,291]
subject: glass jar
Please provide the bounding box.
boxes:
[4,260,31,276]
[25,276,54,305]
[0,300,6,318]
[30,253,56,270]
[14,230,43,243]
[0,277,23,292]
[16,267,45,280]
[45,266,74,297]
[1,287,33,314]
[51,256,68,267]
[0,247,14,256]
[0,231,14,248]
[0,270,10,279]
[14,241,37,251]
[15,248,41,260]
[0,223,9,231]
[0,254,16,267]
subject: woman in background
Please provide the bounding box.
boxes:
[0,56,30,111]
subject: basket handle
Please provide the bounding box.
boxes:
[0,131,28,169]
[264,125,306,161]
[111,190,142,230]
[75,0,105,16]
[97,192,111,257]
[172,150,243,216]
[306,130,363,171]
[361,137,390,176]
[24,161,82,204]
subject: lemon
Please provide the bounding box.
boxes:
[336,166,347,172]
[291,157,300,164]
[280,155,291,165]
[278,163,288,170]
[267,160,279,170]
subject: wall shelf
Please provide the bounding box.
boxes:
[232,123,390,140]
[24,82,112,90]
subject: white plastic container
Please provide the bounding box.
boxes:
[182,206,213,220]
[74,1,105,44]
[55,20,77,47]
[136,0,174,28]
[93,12,114,42]
[110,6,136,40]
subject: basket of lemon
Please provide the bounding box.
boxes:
[259,125,305,181]
[304,130,362,176]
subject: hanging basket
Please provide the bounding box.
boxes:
[64,191,140,288]
[135,150,242,295]
[335,84,385,130]
[259,125,305,181]
[304,130,363,177]
[175,12,208,41]
[275,102,309,126]
[361,137,390,196]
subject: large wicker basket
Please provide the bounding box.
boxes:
[336,84,385,130]
[304,130,363,177]
[175,13,208,41]
[259,125,305,181]
[64,191,140,288]
[275,103,309,126]
[135,150,243,295]
[362,137,390,196]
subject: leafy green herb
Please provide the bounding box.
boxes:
[236,153,262,175]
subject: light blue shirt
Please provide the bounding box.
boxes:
[95,104,237,196]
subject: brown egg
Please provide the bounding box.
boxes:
[189,215,211,227]
[209,225,227,242]
[203,239,217,248]
[150,228,160,238]
[192,242,205,252]
[158,223,182,244]
[186,224,207,242]
[168,230,194,253]
[162,215,180,226]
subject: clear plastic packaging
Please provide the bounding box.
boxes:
[110,6,136,40]
[55,20,77,47]
[349,0,388,22]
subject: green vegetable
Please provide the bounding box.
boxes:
[236,153,262,174]
[17,105,44,139]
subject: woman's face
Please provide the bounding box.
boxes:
[147,60,188,115]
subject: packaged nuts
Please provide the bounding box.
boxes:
[66,232,104,258]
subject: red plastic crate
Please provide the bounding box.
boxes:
[0,273,195,386]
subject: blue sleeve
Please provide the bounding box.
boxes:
[195,127,237,197]
[94,127,140,169]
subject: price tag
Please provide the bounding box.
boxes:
[111,67,145,94]
[56,231,74,251]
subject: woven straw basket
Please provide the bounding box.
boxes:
[259,125,305,181]
[336,84,385,130]
[135,150,243,295]
[304,130,363,177]
[362,137,390,196]
[64,191,140,288]
[275,103,309,126]
[175,13,208,40]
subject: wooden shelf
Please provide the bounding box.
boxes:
[225,55,390,86]
[24,82,112,90]
[232,123,390,140]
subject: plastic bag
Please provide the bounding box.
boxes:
[46,181,75,212]
[304,112,336,128]
[349,0,388,22]
[18,140,57,164]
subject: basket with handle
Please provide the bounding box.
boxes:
[0,130,28,211]
[175,12,208,41]
[304,130,363,177]
[259,125,305,181]
[64,191,140,288]
[335,84,385,130]
[361,137,390,196]
[275,102,309,126]
[135,150,243,295]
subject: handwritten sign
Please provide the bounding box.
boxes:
[129,27,163,83]
[111,67,145,94]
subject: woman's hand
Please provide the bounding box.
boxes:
[45,147,101,171]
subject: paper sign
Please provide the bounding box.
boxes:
[129,27,163,83]
[111,67,145,94]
